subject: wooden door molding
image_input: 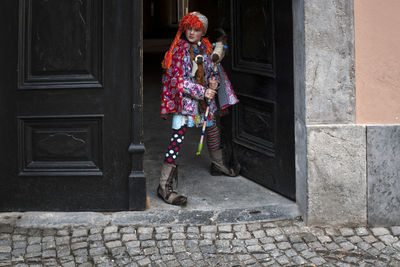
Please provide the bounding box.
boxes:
[232,93,276,157]
[128,0,146,211]
[231,0,276,77]
[18,0,103,90]
[18,115,104,177]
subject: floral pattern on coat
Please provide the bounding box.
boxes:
[160,39,238,119]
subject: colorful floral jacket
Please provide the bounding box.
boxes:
[160,39,238,118]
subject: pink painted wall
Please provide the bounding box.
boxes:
[355,0,400,123]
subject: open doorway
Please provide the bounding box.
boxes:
[142,0,297,214]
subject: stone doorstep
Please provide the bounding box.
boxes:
[0,203,300,229]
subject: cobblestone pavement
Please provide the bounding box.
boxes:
[1,219,400,266]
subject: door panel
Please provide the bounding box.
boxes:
[232,0,275,77]
[18,0,103,89]
[18,115,103,177]
[223,0,295,199]
[0,0,145,211]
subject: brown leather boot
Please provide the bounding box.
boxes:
[209,149,240,177]
[157,164,187,205]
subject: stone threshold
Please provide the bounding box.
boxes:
[0,203,300,229]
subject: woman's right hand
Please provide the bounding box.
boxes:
[205,88,217,100]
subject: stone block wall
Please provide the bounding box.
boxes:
[307,125,366,225]
[304,123,400,226]
[295,0,400,226]
[304,0,355,124]
[367,125,400,226]
[295,0,362,225]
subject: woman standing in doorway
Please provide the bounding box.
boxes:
[159,11,240,205]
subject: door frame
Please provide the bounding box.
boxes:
[292,0,307,218]
[135,0,308,216]
[128,0,146,210]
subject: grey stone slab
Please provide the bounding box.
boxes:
[390,226,400,236]
[111,211,176,226]
[367,125,400,226]
[14,212,110,229]
[304,0,355,124]
[371,227,390,236]
[355,227,369,236]
[339,228,355,237]
[111,205,300,226]
[307,125,366,225]
[293,0,307,223]
[214,204,301,224]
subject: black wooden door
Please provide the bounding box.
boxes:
[223,0,295,199]
[0,0,145,211]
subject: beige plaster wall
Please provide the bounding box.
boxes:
[355,0,400,123]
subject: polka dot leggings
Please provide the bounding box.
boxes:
[164,124,222,165]
[164,126,187,165]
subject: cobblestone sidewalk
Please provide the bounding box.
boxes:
[1,219,400,266]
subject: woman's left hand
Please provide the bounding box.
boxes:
[209,78,218,90]
[205,88,217,100]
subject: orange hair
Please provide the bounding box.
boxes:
[162,12,213,69]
